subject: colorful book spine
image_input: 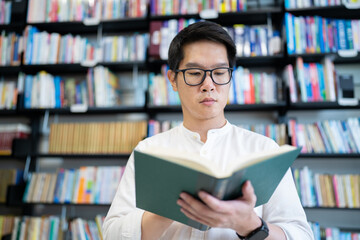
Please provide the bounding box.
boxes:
[293,167,360,208]
[27,0,147,23]
[288,118,360,154]
[151,0,247,16]
[290,57,338,103]
[285,15,360,54]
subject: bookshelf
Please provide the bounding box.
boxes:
[0,0,359,238]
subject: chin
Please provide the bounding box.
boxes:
[196,109,221,120]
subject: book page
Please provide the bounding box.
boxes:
[140,147,226,177]
[140,144,297,179]
[230,145,297,171]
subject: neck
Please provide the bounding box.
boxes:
[183,117,227,143]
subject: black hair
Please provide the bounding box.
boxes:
[167,21,236,71]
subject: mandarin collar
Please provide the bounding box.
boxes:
[180,120,231,141]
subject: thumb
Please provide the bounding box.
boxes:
[241,180,257,205]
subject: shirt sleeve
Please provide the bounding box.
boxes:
[262,169,314,240]
[103,151,144,240]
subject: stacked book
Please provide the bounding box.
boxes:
[48,121,147,154]
[27,0,147,23]
[9,215,104,240]
[0,0,11,24]
[22,67,147,109]
[309,222,360,240]
[285,0,341,8]
[23,26,97,65]
[285,13,360,54]
[0,31,22,66]
[284,57,337,103]
[150,0,247,16]
[293,166,360,208]
[229,66,280,104]
[0,77,18,109]
[148,120,182,137]
[101,33,148,62]
[237,123,288,146]
[23,166,124,204]
[150,19,279,59]
[0,215,17,238]
[0,169,23,203]
[148,65,180,106]
[0,124,30,155]
[288,118,360,154]
[224,24,281,57]
[70,217,103,240]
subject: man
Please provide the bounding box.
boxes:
[103,21,314,240]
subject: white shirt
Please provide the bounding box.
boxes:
[103,121,314,240]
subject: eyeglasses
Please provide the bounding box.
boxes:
[175,67,233,86]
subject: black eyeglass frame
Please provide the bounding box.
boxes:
[175,67,233,86]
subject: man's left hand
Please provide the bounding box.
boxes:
[176,180,262,235]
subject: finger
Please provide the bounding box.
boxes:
[180,207,212,226]
[240,181,257,205]
[178,193,216,220]
[178,192,210,212]
[198,191,227,213]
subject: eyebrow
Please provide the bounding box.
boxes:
[184,62,229,69]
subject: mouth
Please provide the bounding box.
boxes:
[200,98,216,106]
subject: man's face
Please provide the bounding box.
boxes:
[168,40,231,124]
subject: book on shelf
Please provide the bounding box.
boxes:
[8,215,104,240]
[286,56,337,103]
[0,31,22,66]
[135,144,301,230]
[150,0,247,15]
[293,167,360,208]
[288,118,360,154]
[285,13,360,54]
[309,221,360,240]
[23,26,97,65]
[148,65,181,106]
[23,166,125,205]
[0,169,23,203]
[0,124,31,155]
[230,66,280,104]
[100,33,148,63]
[0,0,12,24]
[27,0,147,23]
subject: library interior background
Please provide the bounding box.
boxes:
[0,0,360,239]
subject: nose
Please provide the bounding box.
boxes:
[200,72,215,92]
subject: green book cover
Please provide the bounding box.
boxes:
[135,145,301,231]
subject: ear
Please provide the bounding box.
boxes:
[167,70,178,92]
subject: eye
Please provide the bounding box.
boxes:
[186,70,202,76]
[213,69,227,76]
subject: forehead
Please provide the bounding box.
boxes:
[180,40,228,68]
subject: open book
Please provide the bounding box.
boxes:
[134,145,301,231]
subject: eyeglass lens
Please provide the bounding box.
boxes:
[184,68,231,85]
